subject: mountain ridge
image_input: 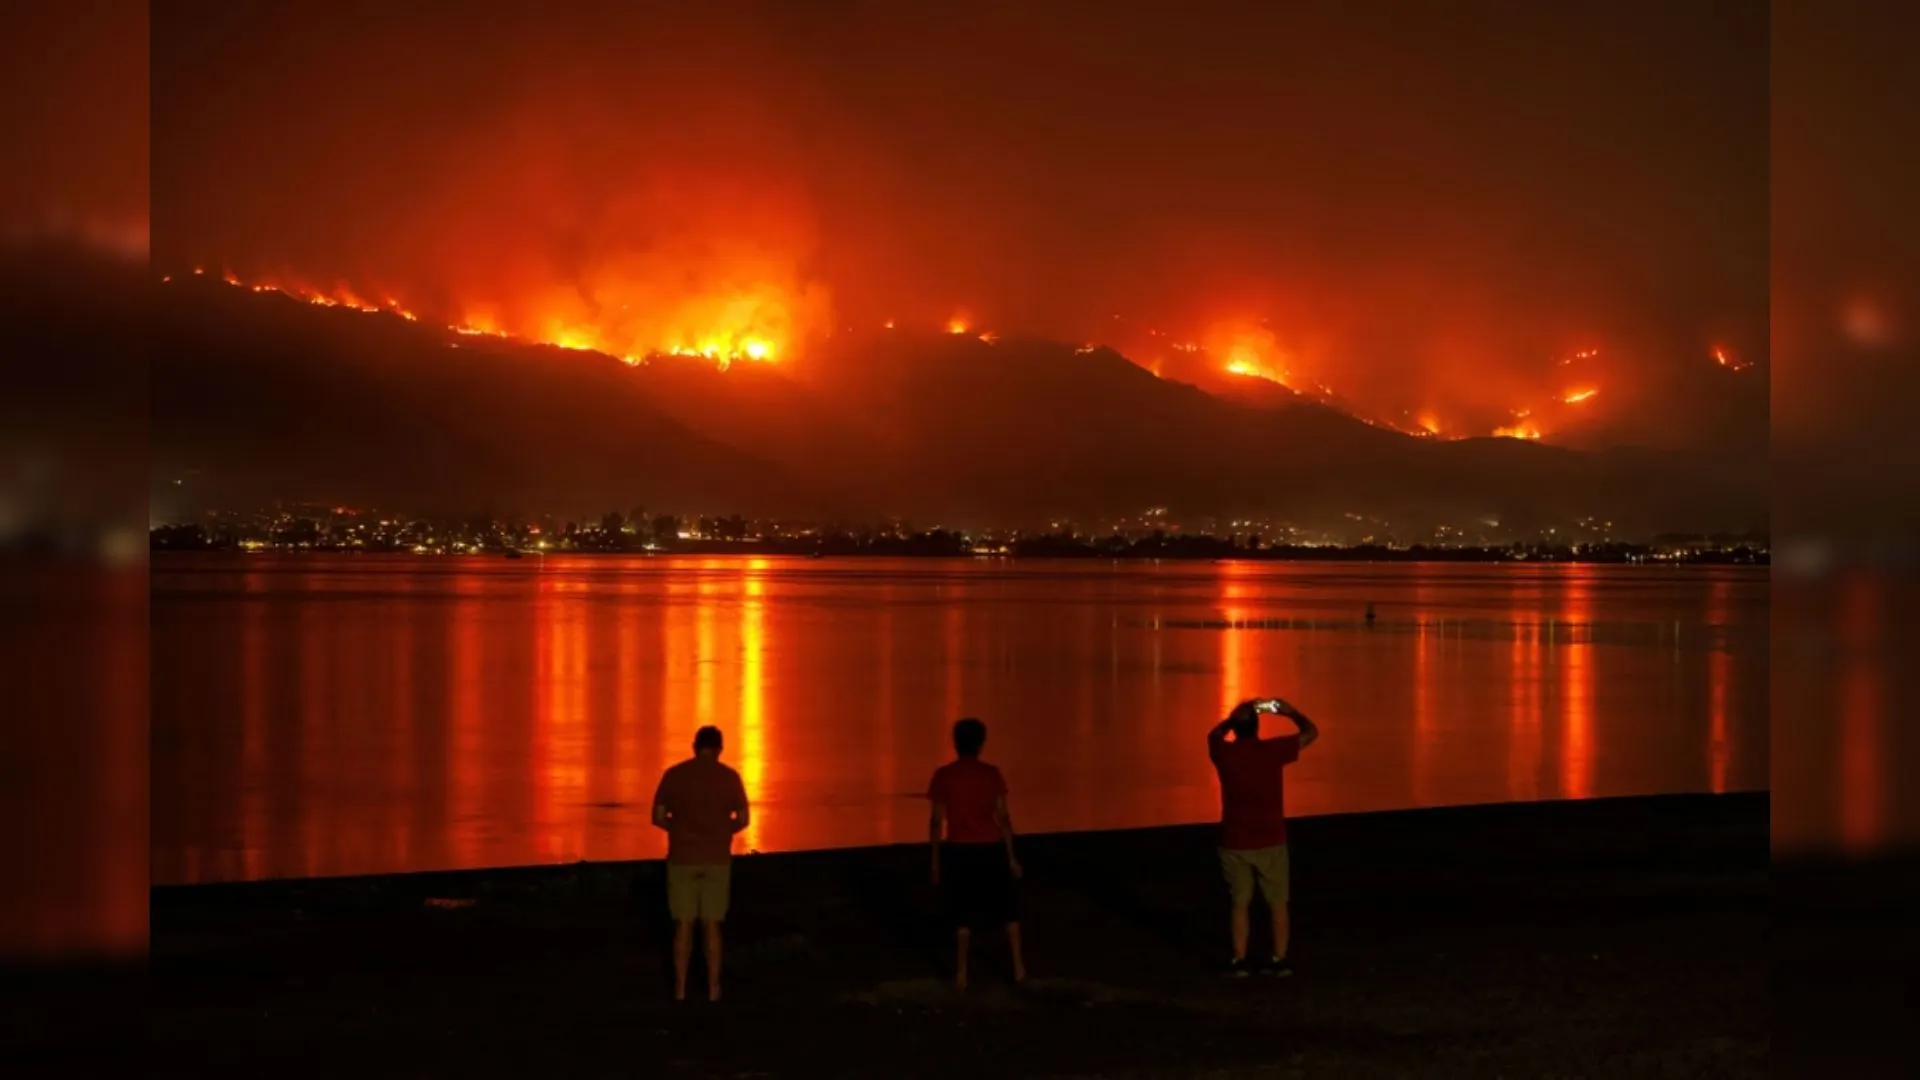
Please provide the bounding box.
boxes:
[148,276,1766,533]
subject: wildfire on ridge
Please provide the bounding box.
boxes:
[1493,406,1543,440]
[200,269,412,320]
[166,268,1694,449]
[180,268,787,368]
[1163,325,1560,442]
[1201,325,1288,385]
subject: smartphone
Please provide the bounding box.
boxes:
[1254,698,1290,714]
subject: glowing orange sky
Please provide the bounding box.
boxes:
[150,2,1768,448]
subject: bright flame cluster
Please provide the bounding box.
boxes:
[1492,412,1544,440]
[181,267,422,322]
[1223,358,1276,381]
[182,267,788,370]
[174,272,1758,449]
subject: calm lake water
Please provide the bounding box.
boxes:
[151,555,1768,884]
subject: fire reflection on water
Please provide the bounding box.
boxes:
[736,561,770,853]
[1560,573,1594,801]
[151,558,1771,884]
[1508,578,1545,803]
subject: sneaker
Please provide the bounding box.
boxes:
[1224,956,1255,978]
[1260,955,1293,978]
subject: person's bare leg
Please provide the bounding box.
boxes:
[672,920,693,1001]
[704,920,724,1001]
[954,927,971,991]
[1229,902,1251,961]
[1270,903,1290,960]
[1006,922,1027,983]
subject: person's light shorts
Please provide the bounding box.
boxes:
[1218,844,1289,907]
[666,862,731,922]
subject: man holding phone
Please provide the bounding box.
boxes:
[1208,697,1319,977]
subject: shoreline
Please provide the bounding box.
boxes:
[141,793,1768,1077]
[150,791,1764,901]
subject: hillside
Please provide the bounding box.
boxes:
[149,276,1766,531]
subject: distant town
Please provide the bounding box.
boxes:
[150,505,1768,565]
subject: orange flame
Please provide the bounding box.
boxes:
[1223,358,1274,381]
[172,270,1668,436]
[190,267,791,368]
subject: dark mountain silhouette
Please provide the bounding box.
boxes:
[152,283,834,519]
[149,275,1766,532]
[789,332,1762,532]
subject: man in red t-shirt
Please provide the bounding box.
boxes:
[928,717,1026,991]
[1209,697,1320,977]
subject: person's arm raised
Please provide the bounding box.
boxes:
[1209,700,1261,758]
[1284,704,1320,749]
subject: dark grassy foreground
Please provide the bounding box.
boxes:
[140,794,1764,1078]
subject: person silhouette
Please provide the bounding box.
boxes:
[927,717,1026,991]
[1208,698,1320,976]
[651,725,750,1001]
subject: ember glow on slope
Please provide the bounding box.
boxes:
[187,268,783,368]
[166,266,1743,444]
[152,3,1765,453]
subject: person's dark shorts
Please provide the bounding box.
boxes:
[941,843,1016,929]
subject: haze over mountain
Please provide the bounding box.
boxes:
[150,275,1765,535]
[152,2,1768,479]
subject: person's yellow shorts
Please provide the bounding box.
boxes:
[666,862,732,922]
[1218,844,1289,907]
